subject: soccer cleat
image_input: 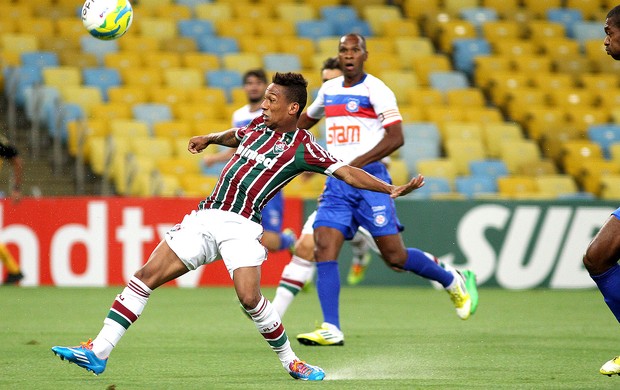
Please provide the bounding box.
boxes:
[600,356,620,376]
[347,252,372,286]
[51,339,107,375]
[288,360,325,381]
[446,270,473,320]
[297,323,344,346]
[462,270,479,315]
[4,272,24,285]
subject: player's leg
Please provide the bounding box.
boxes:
[347,227,375,285]
[0,242,23,284]
[51,239,190,375]
[272,211,317,317]
[261,192,296,253]
[582,210,620,375]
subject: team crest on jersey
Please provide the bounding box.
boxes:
[273,139,289,153]
[373,211,388,227]
[345,98,360,113]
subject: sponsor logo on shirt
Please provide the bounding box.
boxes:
[236,144,278,169]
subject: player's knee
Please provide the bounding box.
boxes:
[238,293,262,310]
[382,253,406,270]
[295,240,314,260]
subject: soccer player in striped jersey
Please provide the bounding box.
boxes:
[295,34,479,347]
[202,69,296,254]
[586,5,620,377]
[51,72,425,381]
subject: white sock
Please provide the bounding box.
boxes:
[92,277,152,359]
[245,296,297,370]
[272,256,315,317]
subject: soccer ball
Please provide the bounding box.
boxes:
[81,0,133,40]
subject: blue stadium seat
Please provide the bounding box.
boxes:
[20,51,59,68]
[263,54,302,72]
[82,67,121,102]
[405,177,451,199]
[571,21,606,45]
[4,64,43,108]
[452,38,492,75]
[320,5,358,25]
[547,8,583,36]
[402,122,441,145]
[455,175,497,198]
[206,70,242,102]
[23,85,59,126]
[48,102,84,142]
[132,103,173,134]
[588,124,620,159]
[197,36,239,56]
[333,19,372,37]
[80,35,119,65]
[296,20,336,41]
[400,138,441,174]
[429,71,470,92]
[459,7,498,34]
[469,159,509,180]
[178,19,216,40]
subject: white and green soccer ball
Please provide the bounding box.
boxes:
[82,0,133,40]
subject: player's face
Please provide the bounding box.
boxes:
[244,75,267,104]
[261,83,296,131]
[338,35,367,81]
[321,68,342,83]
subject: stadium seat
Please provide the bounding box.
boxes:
[459,7,498,34]
[411,55,452,87]
[546,8,583,36]
[445,138,487,175]
[400,138,441,175]
[402,122,441,145]
[155,157,201,177]
[88,102,132,121]
[180,174,219,197]
[256,19,297,38]
[361,4,402,36]
[103,51,143,70]
[481,20,522,45]
[239,36,279,56]
[473,56,512,90]
[277,37,316,70]
[149,86,188,105]
[20,51,58,68]
[152,3,192,20]
[500,140,542,173]
[59,51,99,68]
[153,120,192,143]
[205,70,242,102]
[296,20,336,41]
[445,88,485,107]
[580,159,620,194]
[600,175,620,200]
[181,52,220,73]
[120,67,163,88]
[442,121,483,143]
[132,103,173,133]
[405,176,452,199]
[416,158,457,185]
[117,36,160,53]
[177,19,215,41]
[408,88,445,108]
[143,51,182,70]
[523,107,569,141]
[469,159,509,180]
[588,124,620,159]
[232,3,273,19]
[381,19,420,38]
[67,119,109,159]
[221,53,262,74]
[42,66,81,89]
[394,37,434,68]
[137,17,178,40]
[518,159,559,177]
[161,38,197,54]
[107,86,149,106]
[275,3,316,22]
[197,36,239,56]
[482,122,524,158]
[215,19,257,39]
[263,54,302,73]
[452,38,492,75]
[510,55,553,74]
[522,0,562,19]
[534,174,578,198]
[560,140,603,177]
[435,20,477,53]
[60,86,103,118]
[492,39,537,57]
[110,119,150,139]
[497,176,540,199]
[455,175,497,198]
[527,20,566,46]
[194,3,233,21]
[82,67,121,102]
[4,64,43,108]
[571,21,606,47]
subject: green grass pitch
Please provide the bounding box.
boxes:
[1,286,620,389]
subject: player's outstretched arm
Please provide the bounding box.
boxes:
[332,165,424,198]
[188,129,240,154]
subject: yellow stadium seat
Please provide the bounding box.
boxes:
[579,73,618,92]
[153,120,192,142]
[283,173,327,200]
[518,159,559,176]
[436,20,477,53]
[275,3,316,23]
[316,37,341,56]
[110,119,150,138]
[215,18,257,39]
[126,156,157,196]
[278,37,316,70]
[117,35,160,53]
[497,176,538,198]
[152,3,192,20]
[155,157,201,177]
[55,17,85,38]
[188,87,228,108]
[160,37,198,53]
[548,88,596,109]
[42,66,81,88]
[143,51,182,70]
[425,105,466,126]
[222,53,262,74]
[500,140,542,174]
[361,5,402,36]
[379,71,419,105]
[88,102,133,121]
[463,107,503,124]
[2,33,38,53]
[492,39,537,57]
[560,140,604,177]
[137,17,177,40]
[239,36,279,55]
[152,173,183,197]
[486,71,531,107]
[60,86,103,117]
[59,51,99,68]
[388,158,410,186]
[445,138,487,175]
[129,136,173,160]
[510,55,553,74]
[523,107,569,141]
[232,3,273,19]
[482,122,524,158]
[382,19,420,38]
[610,143,620,165]
[399,105,425,122]
[120,67,164,88]
[108,86,149,106]
[365,38,396,56]
[104,51,143,69]
[85,135,107,175]
[366,56,403,76]
[416,158,457,187]
[172,138,214,163]
[16,17,54,39]
[256,18,296,38]
[195,3,233,21]
[442,121,482,142]
[445,88,485,107]
[180,174,219,197]
[408,88,445,108]
[539,125,584,164]
[442,0,479,16]
[526,20,566,45]
[565,107,610,133]
[394,37,434,69]
[67,119,109,158]
[473,56,512,90]
[0,4,34,19]
[534,174,578,198]
[163,68,204,90]
[566,0,606,19]
[481,20,522,43]
[411,55,452,87]
[521,0,562,19]
[600,175,620,200]
[173,103,224,122]
[505,88,550,122]
[538,38,581,58]
[402,0,441,21]
[149,86,189,105]
[530,72,575,90]
[580,159,620,195]
[181,52,220,73]
[554,56,595,77]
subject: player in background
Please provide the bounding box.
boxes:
[50,72,425,381]
[271,57,378,318]
[202,69,296,254]
[294,34,479,347]
[585,5,620,377]
[0,135,24,285]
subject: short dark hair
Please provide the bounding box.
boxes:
[243,69,267,84]
[272,72,308,117]
[340,33,367,52]
[608,6,620,28]
[322,57,339,71]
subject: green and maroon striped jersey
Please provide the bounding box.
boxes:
[200,116,345,223]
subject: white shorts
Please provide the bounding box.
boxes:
[165,209,267,279]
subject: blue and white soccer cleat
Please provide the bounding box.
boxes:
[288,359,325,381]
[51,339,107,375]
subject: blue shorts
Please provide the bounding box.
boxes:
[613,207,620,220]
[313,161,404,240]
[262,191,284,233]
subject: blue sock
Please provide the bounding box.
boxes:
[592,263,620,323]
[403,248,454,287]
[316,261,340,329]
[278,231,295,251]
